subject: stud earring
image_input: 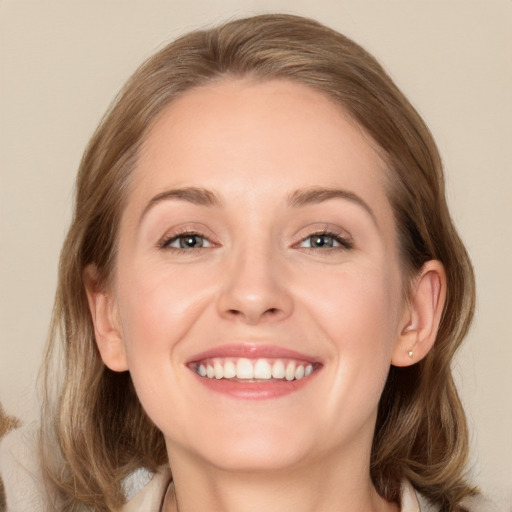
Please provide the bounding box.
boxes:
[408,350,414,358]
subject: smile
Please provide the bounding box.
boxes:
[191,357,315,381]
[187,345,321,399]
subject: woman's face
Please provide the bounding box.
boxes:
[106,79,409,473]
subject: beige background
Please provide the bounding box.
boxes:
[1,0,511,509]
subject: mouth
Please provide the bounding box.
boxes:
[189,357,317,382]
[186,345,321,399]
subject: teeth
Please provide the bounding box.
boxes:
[295,365,305,380]
[195,357,316,382]
[214,361,223,379]
[223,360,236,378]
[236,358,254,379]
[285,362,296,381]
[254,359,272,379]
[271,360,285,379]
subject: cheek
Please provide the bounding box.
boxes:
[303,264,403,413]
[304,261,402,344]
[115,260,211,353]
[112,264,210,430]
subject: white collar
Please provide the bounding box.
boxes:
[401,480,421,512]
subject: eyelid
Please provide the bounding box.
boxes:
[299,232,352,250]
[157,223,220,250]
[291,224,354,250]
[163,233,213,249]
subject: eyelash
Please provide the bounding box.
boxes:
[159,229,353,253]
[295,230,353,251]
[159,231,215,252]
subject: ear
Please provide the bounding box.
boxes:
[83,264,128,372]
[392,260,447,367]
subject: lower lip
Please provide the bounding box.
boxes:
[192,372,318,400]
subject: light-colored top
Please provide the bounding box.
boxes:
[120,469,427,512]
[120,469,171,511]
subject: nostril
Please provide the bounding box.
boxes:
[225,306,280,321]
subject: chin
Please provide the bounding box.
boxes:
[205,441,311,473]
[169,420,316,473]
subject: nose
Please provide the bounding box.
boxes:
[216,244,293,325]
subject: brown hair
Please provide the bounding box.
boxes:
[40,13,476,511]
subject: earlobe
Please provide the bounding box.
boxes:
[392,260,446,367]
[83,264,128,372]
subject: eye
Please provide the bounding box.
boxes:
[161,233,213,250]
[298,231,352,250]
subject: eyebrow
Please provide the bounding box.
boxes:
[139,185,377,226]
[288,187,377,226]
[139,187,221,224]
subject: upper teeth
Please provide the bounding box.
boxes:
[195,358,314,381]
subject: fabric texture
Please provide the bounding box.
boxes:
[120,469,171,512]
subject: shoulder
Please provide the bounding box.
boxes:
[119,467,172,512]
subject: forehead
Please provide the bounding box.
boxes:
[124,79,395,243]
[117,78,400,263]
[137,79,388,193]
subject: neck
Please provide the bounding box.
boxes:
[163,447,398,512]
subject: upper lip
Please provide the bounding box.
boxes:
[187,343,320,364]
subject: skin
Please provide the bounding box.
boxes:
[86,79,446,512]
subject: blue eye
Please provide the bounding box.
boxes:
[298,232,352,249]
[163,233,212,249]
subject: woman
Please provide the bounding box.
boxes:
[40,14,478,512]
